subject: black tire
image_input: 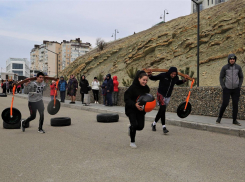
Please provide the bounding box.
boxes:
[0,94,7,97]
[50,117,71,126]
[97,113,119,123]
[3,121,21,129]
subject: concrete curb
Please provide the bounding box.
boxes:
[14,94,245,138]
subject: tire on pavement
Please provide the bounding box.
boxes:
[50,117,71,126]
[3,121,21,129]
[0,94,7,97]
[97,113,119,123]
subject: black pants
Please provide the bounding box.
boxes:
[92,90,99,101]
[23,100,45,130]
[60,91,66,102]
[128,112,145,143]
[81,93,84,103]
[155,105,166,125]
[218,87,240,121]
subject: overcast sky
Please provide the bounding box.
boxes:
[0,0,192,71]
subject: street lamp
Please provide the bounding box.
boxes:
[44,47,59,77]
[160,9,169,23]
[191,0,202,87]
[111,29,119,40]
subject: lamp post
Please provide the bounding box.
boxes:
[160,9,169,23]
[191,0,202,87]
[44,47,59,78]
[111,29,119,40]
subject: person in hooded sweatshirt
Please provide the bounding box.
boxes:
[112,75,119,105]
[79,75,89,104]
[216,54,243,126]
[124,70,150,148]
[106,74,113,106]
[147,67,187,134]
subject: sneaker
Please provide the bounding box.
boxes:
[128,124,131,136]
[163,127,169,134]
[21,120,25,132]
[151,123,156,131]
[38,129,45,133]
[130,142,137,148]
[97,101,99,104]
[69,102,73,104]
[216,117,221,124]
[95,101,96,104]
[233,120,241,126]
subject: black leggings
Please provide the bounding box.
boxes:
[155,105,166,125]
[92,90,99,101]
[24,100,45,130]
[128,112,145,143]
[219,87,240,121]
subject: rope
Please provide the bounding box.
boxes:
[184,79,195,110]
[10,85,16,117]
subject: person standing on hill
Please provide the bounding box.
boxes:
[79,75,89,104]
[92,77,100,104]
[101,77,107,106]
[112,75,119,105]
[216,54,244,126]
[106,74,113,106]
[58,76,67,103]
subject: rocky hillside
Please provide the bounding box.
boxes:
[60,0,245,87]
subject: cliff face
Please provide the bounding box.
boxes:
[60,0,245,87]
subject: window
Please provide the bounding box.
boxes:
[208,0,209,6]
[12,63,23,69]
[12,70,23,76]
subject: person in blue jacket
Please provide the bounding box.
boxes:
[58,76,67,103]
[106,74,113,106]
[148,67,187,134]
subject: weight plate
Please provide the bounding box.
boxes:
[1,107,22,124]
[177,102,192,118]
[47,99,60,115]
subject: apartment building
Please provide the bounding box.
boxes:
[6,58,30,78]
[191,0,229,13]
[30,38,92,77]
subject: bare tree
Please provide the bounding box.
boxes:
[96,38,106,51]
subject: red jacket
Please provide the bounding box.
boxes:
[50,84,57,96]
[113,76,119,92]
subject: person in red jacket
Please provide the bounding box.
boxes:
[112,75,119,105]
[50,80,57,100]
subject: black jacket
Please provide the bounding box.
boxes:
[149,67,184,97]
[106,74,113,93]
[124,70,150,116]
[79,75,89,94]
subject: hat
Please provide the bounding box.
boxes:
[60,76,64,78]
[94,77,97,79]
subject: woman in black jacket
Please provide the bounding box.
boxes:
[124,70,150,148]
[79,75,89,104]
[148,67,186,134]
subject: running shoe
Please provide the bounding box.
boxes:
[21,120,25,132]
[38,129,45,134]
[233,120,241,126]
[151,123,156,131]
[163,127,169,134]
[130,142,137,148]
[216,117,221,124]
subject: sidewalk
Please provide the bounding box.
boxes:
[14,93,245,138]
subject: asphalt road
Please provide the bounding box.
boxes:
[0,96,245,182]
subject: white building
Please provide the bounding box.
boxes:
[191,0,229,13]
[6,58,30,77]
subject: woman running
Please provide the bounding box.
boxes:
[124,70,150,148]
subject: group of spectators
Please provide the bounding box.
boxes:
[50,74,119,106]
[1,79,24,94]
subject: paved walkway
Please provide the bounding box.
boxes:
[11,93,245,138]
